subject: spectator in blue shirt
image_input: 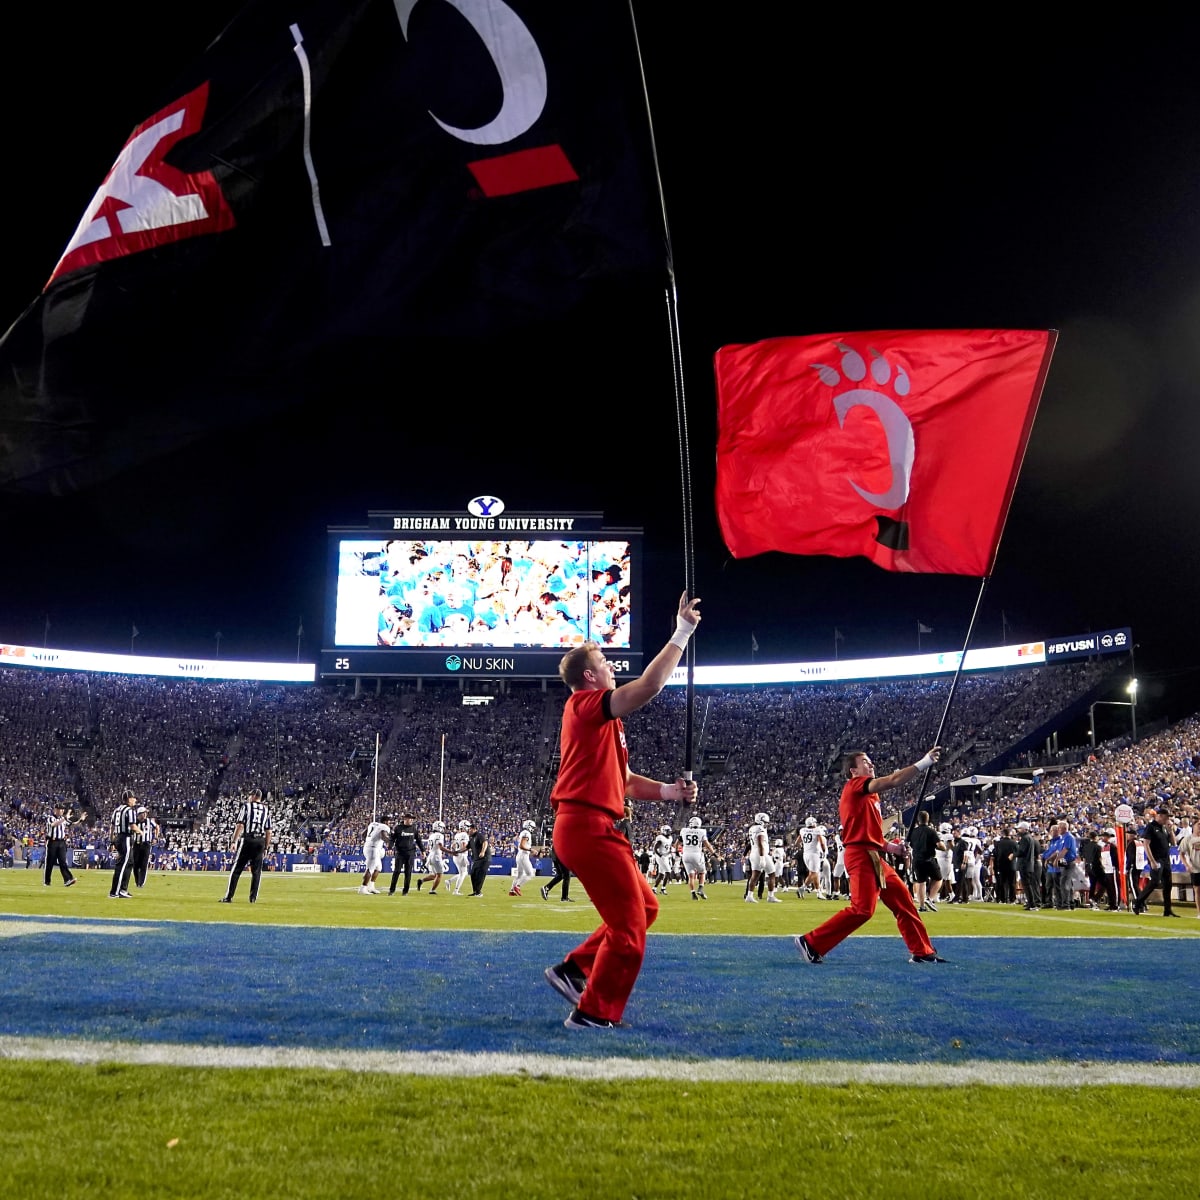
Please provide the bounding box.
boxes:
[1041,819,1078,910]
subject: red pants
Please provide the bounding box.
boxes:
[804,845,934,958]
[553,803,658,1022]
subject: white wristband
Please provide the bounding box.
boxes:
[669,616,696,651]
[914,754,934,773]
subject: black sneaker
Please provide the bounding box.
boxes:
[544,961,586,1006]
[564,1008,618,1029]
[64,878,77,887]
[909,952,948,963]
[540,885,550,901]
[793,935,823,964]
[219,897,232,903]
[417,879,423,891]
[924,898,938,911]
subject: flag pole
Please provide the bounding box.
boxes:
[627,1,696,798]
[905,332,1056,834]
[372,732,380,823]
[906,577,990,835]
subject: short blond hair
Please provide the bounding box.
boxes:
[559,641,601,690]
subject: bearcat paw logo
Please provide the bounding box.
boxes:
[810,342,914,550]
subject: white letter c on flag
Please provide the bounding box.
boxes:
[833,389,915,511]
[394,0,548,146]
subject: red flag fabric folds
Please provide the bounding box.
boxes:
[714,329,1056,576]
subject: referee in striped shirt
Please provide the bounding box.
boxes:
[132,805,159,889]
[43,801,77,888]
[109,790,141,899]
[220,789,272,904]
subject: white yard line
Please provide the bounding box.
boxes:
[0,1036,1195,1087]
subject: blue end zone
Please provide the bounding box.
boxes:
[1,916,1195,1063]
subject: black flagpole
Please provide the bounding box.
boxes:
[628,1,696,795]
[906,575,990,835]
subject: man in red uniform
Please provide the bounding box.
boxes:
[794,747,946,964]
[544,591,701,1029]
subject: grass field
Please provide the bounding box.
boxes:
[3,868,1198,1199]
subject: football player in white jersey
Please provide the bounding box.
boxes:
[771,837,787,885]
[652,825,674,895]
[817,826,833,898]
[831,825,848,898]
[417,820,446,894]
[511,820,538,896]
[360,815,392,894]
[449,820,471,895]
[963,825,983,901]
[680,815,715,899]
[798,816,826,897]
[746,813,781,902]
[935,822,955,901]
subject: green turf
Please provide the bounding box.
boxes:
[4,868,1195,1198]
[0,1062,1191,1199]
[5,868,1195,938]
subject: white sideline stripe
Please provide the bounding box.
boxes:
[0,921,158,939]
[0,1037,1195,1087]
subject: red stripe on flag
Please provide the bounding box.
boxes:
[468,145,579,197]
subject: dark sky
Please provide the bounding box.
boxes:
[3,7,1199,722]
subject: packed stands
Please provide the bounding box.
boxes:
[2,656,1157,876]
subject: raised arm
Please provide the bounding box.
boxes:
[609,592,700,719]
[867,747,941,794]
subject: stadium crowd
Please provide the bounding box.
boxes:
[6,657,1195,910]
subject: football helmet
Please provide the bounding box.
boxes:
[773,838,783,847]
[660,824,672,837]
[458,819,470,830]
[522,820,536,832]
[687,816,702,828]
[432,820,445,832]
[755,812,769,826]
[938,822,952,836]
[804,815,817,828]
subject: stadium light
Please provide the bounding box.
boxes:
[1089,687,1139,750]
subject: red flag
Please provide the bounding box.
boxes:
[714,329,1056,576]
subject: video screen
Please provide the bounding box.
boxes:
[331,537,633,650]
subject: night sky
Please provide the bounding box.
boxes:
[3,7,1198,724]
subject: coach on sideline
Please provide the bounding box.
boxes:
[220,788,272,904]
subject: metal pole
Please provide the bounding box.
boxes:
[629,1,695,800]
[906,577,989,836]
[372,732,379,823]
[439,733,446,825]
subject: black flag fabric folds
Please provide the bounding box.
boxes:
[0,0,663,493]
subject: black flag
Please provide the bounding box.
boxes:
[0,0,663,493]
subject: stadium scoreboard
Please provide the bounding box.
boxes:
[320,499,643,680]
